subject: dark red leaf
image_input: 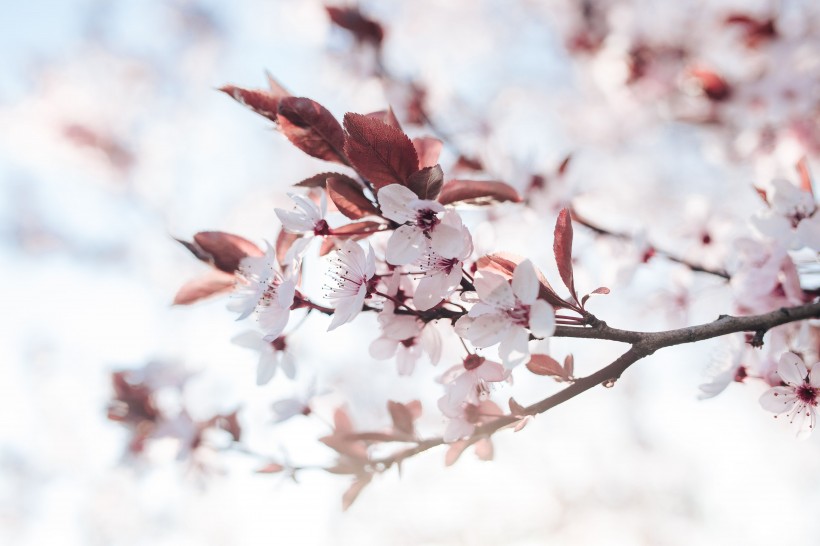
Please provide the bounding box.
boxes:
[327,176,380,219]
[406,164,444,200]
[475,253,570,310]
[526,354,565,378]
[553,208,577,302]
[437,179,522,206]
[366,108,402,130]
[326,6,384,46]
[219,84,289,123]
[173,271,235,305]
[294,172,349,188]
[412,137,443,168]
[581,286,610,306]
[191,232,263,273]
[277,97,347,164]
[453,155,483,172]
[508,397,527,416]
[343,113,419,190]
[342,475,372,511]
[387,401,415,436]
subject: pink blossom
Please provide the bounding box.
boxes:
[232,331,296,385]
[752,179,820,250]
[413,211,473,311]
[324,240,376,330]
[759,352,820,438]
[378,184,467,265]
[275,192,330,236]
[439,355,508,412]
[228,244,297,341]
[455,260,555,367]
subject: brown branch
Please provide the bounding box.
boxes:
[367,300,820,470]
[569,207,731,280]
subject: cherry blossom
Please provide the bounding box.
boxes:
[275,191,330,236]
[324,240,376,330]
[455,260,555,367]
[413,211,473,311]
[752,179,820,250]
[232,330,296,385]
[439,355,508,413]
[378,184,466,265]
[759,352,820,438]
[228,244,298,340]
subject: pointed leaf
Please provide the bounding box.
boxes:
[295,171,349,188]
[553,208,577,302]
[277,97,347,164]
[219,84,289,123]
[476,253,571,310]
[508,397,527,416]
[413,137,443,168]
[406,164,444,200]
[564,354,574,378]
[342,475,373,511]
[797,157,814,197]
[343,113,419,190]
[366,108,401,130]
[526,354,565,377]
[437,179,522,206]
[387,401,415,436]
[557,154,572,177]
[474,438,494,461]
[326,6,384,46]
[173,271,235,305]
[192,232,263,273]
[327,176,380,219]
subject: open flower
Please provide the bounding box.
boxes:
[378,184,466,265]
[413,211,473,311]
[228,244,297,341]
[455,260,555,367]
[370,302,442,375]
[275,192,330,236]
[439,355,508,412]
[752,179,820,250]
[759,352,820,438]
[324,240,376,331]
[232,331,296,385]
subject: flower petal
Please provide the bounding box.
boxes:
[474,271,515,309]
[256,351,278,385]
[759,386,797,413]
[528,300,556,338]
[778,352,807,386]
[464,313,509,347]
[385,225,426,265]
[328,283,367,331]
[369,337,398,360]
[378,184,418,223]
[498,326,530,368]
[430,224,466,259]
[512,259,538,304]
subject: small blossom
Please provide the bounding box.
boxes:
[378,184,466,265]
[439,355,508,412]
[752,179,820,250]
[413,211,473,311]
[324,240,376,331]
[759,352,820,438]
[232,331,296,385]
[455,260,555,367]
[228,244,297,341]
[275,192,330,236]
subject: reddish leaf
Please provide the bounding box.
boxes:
[405,400,422,419]
[688,67,732,102]
[406,164,444,200]
[219,84,289,123]
[331,220,383,238]
[387,401,415,436]
[294,172,348,188]
[581,286,610,306]
[797,157,814,197]
[327,176,380,219]
[564,354,575,378]
[445,440,470,467]
[173,271,235,305]
[256,463,285,474]
[527,354,565,377]
[277,97,347,164]
[553,208,578,302]
[412,137,443,168]
[343,113,419,190]
[342,475,373,511]
[437,179,521,206]
[474,438,494,461]
[366,108,402,130]
[454,155,484,172]
[190,232,263,273]
[326,6,384,46]
[326,460,366,475]
[345,432,403,443]
[264,71,289,97]
[476,253,570,310]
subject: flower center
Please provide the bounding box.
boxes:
[270,336,287,351]
[415,208,440,231]
[463,354,485,370]
[505,303,530,326]
[400,337,416,348]
[314,219,331,236]
[796,383,818,405]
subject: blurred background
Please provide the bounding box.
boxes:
[2,0,820,544]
